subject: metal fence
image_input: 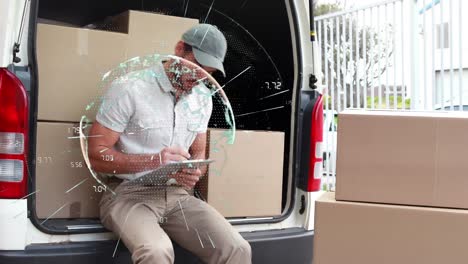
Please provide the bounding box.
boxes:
[314,0,466,191]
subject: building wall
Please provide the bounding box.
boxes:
[417,0,468,108]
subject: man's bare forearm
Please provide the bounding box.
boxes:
[189,132,209,175]
[89,148,161,174]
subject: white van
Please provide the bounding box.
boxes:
[0,0,324,263]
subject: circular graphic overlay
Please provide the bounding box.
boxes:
[78,54,236,195]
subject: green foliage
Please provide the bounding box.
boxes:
[322,183,328,191]
[314,3,394,109]
[323,94,333,107]
[314,3,342,16]
[366,96,411,109]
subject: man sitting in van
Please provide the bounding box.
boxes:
[87,23,252,264]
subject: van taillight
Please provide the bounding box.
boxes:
[308,94,323,191]
[0,68,28,199]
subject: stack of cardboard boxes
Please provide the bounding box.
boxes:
[36,11,285,219]
[36,10,199,219]
[313,110,468,263]
[37,11,198,123]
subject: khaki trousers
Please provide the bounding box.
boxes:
[100,182,252,264]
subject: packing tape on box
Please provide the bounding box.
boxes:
[77,30,89,56]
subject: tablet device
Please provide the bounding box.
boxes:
[129,159,214,186]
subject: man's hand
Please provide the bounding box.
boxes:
[160,146,201,189]
[170,168,202,190]
[159,146,191,164]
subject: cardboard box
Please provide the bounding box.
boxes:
[36,122,103,218]
[200,129,284,217]
[37,24,129,122]
[102,11,199,58]
[37,11,198,122]
[335,110,468,209]
[313,192,468,264]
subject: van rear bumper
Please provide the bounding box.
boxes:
[0,227,314,264]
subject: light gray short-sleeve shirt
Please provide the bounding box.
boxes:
[96,61,213,180]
